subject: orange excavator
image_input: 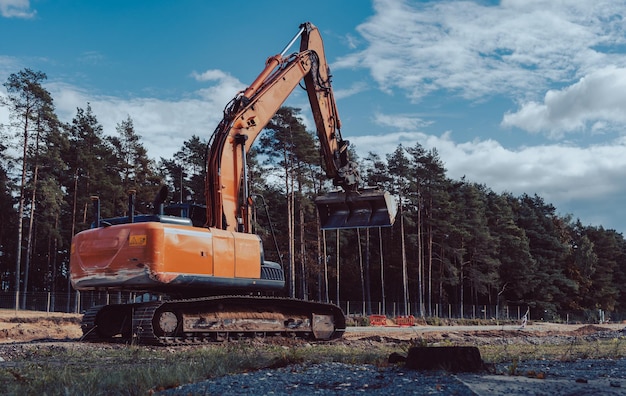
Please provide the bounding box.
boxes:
[70,22,397,344]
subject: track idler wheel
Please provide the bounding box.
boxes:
[154,310,181,336]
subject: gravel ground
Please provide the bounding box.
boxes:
[158,358,626,396]
[2,312,624,395]
[158,361,474,395]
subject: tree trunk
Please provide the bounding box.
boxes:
[400,203,409,315]
[299,194,307,300]
[14,111,29,308]
[336,230,340,305]
[283,149,294,298]
[22,119,42,309]
[289,175,295,298]
[50,214,59,311]
[417,194,424,317]
[379,227,386,315]
[365,229,372,315]
[316,218,322,301]
[357,229,365,315]
[428,220,433,316]
[323,229,329,303]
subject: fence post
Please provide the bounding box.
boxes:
[47,292,51,314]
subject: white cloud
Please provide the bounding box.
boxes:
[373,112,432,130]
[46,70,246,160]
[335,0,626,233]
[0,56,20,75]
[78,51,105,66]
[192,69,235,83]
[335,0,626,102]
[344,33,360,50]
[502,66,626,137]
[333,82,368,100]
[0,0,35,18]
[0,92,10,138]
[351,127,626,227]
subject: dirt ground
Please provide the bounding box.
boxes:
[0,309,83,343]
[2,309,624,395]
[1,308,624,345]
[344,321,626,343]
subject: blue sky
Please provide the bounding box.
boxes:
[2,0,626,235]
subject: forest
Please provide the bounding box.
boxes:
[1,69,625,322]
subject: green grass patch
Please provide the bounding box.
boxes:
[1,336,624,395]
[0,342,396,395]
[479,336,626,363]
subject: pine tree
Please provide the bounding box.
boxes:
[1,69,55,301]
[65,104,122,232]
[159,135,207,205]
[580,225,620,313]
[0,130,17,291]
[23,90,68,298]
[258,107,320,299]
[109,116,162,213]
[486,192,536,313]
[468,185,499,305]
[386,145,412,314]
[514,194,575,319]
[361,152,393,311]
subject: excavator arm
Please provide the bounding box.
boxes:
[205,22,396,232]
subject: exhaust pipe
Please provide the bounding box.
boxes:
[91,196,100,228]
[128,190,136,223]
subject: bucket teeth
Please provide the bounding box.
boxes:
[315,188,397,230]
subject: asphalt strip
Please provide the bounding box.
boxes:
[456,374,626,396]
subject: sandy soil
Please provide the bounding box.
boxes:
[0,309,83,343]
[344,321,626,343]
[1,308,624,345]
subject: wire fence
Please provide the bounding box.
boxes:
[0,291,150,314]
[0,291,622,324]
[339,301,625,324]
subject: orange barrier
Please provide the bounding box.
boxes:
[368,315,387,326]
[395,315,416,326]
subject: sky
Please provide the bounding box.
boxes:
[1,0,626,235]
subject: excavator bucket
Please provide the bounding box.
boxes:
[315,188,398,230]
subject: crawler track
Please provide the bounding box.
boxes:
[80,296,345,345]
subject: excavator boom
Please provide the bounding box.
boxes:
[205,22,397,232]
